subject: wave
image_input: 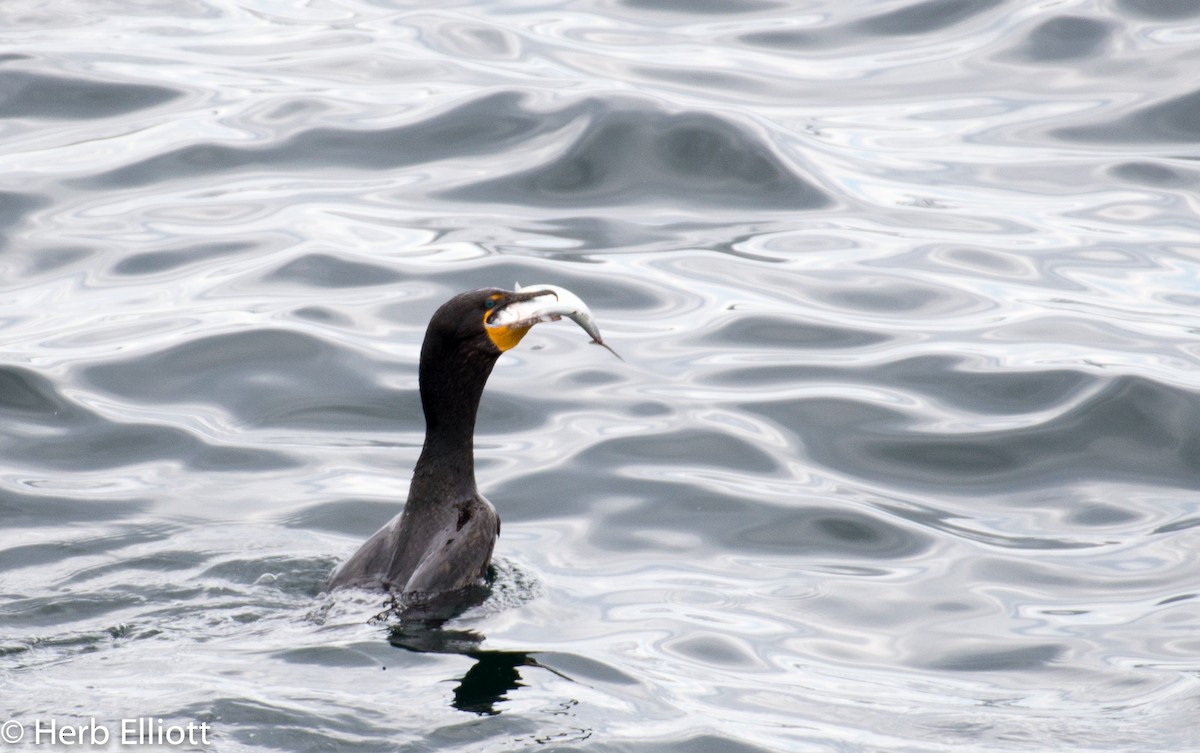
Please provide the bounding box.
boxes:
[72,91,829,211]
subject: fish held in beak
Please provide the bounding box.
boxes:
[487,283,623,361]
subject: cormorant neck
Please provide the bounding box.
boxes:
[411,335,499,502]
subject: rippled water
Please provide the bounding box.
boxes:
[4,1,1200,751]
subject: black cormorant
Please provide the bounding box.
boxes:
[326,285,612,608]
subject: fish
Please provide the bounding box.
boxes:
[487,283,624,361]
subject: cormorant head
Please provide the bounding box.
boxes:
[423,288,554,362]
[416,285,617,451]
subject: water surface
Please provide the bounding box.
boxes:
[3,1,1200,751]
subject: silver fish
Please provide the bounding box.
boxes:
[489,283,623,361]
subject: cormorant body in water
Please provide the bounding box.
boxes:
[326,285,612,610]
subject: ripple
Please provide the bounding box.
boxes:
[0,523,176,583]
[113,240,256,276]
[1,366,297,471]
[0,190,49,250]
[265,253,405,288]
[588,428,779,475]
[72,90,552,190]
[852,0,994,37]
[701,313,889,350]
[1052,88,1200,144]
[0,365,61,416]
[924,643,1066,673]
[735,507,934,559]
[1008,16,1113,63]
[280,499,400,537]
[745,374,1200,493]
[0,69,180,120]
[1109,160,1198,188]
[621,0,786,15]
[0,487,151,528]
[1116,0,1200,19]
[414,16,522,61]
[81,329,410,431]
[442,96,830,210]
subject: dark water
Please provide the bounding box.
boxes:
[3,1,1200,751]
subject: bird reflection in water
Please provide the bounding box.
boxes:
[389,624,531,716]
[378,584,574,716]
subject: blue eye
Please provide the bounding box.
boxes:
[485,299,496,309]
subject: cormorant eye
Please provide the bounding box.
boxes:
[485,299,496,309]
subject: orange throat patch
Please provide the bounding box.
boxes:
[485,321,533,352]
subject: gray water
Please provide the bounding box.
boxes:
[3,1,1200,751]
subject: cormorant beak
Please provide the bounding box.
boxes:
[485,284,622,360]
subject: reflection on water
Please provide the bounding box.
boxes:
[388,624,569,718]
[4,0,1200,751]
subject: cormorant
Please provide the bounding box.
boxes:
[326,284,613,609]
